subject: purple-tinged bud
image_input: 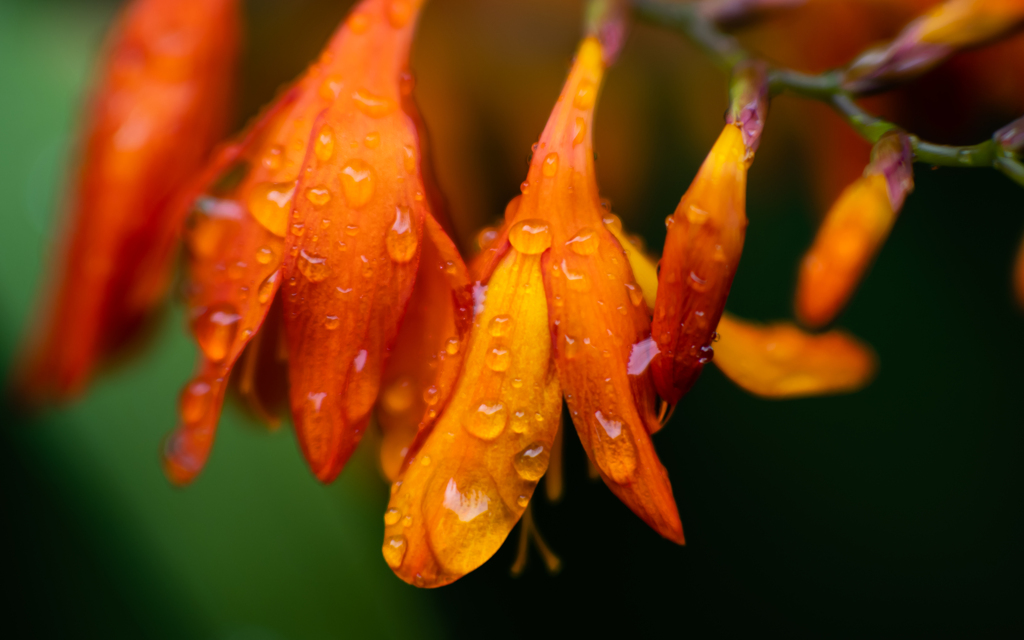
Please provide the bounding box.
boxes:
[702,0,806,27]
[726,60,770,157]
[995,116,1024,153]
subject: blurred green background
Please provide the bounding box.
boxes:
[1,0,1022,637]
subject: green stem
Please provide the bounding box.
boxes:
[630,0,1023,181]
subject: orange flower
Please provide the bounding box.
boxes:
[651,61,766,404]
[16,0,240,400]
[163,0,471,485]
[795,131,914,328]
[381,35,684,588]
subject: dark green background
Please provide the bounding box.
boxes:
[1,0,1021,637]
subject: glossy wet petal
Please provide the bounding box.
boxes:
[714,313,878,398]
[652,124,748,404]
[377,215,472,481]
[384,248,561,587]
[17,0,239,401]
[522,37,683,543]
[282,0,432,482]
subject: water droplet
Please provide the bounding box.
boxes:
[593,410,637,483]
[347,11,371,33]
[467,401,507,440]
[255,245,275,265]
[193,304,241,362]
[573,116,587,145]
[324,315,340,330]
[520,180,530,194]
[488,315,512,337]
[574,79,597,109]
[315,125,335,162]
[386,205,417,263]
[384,508,401,525]
[353,88,396,118]
[688,270,708,292]
[444,337,460,355]
[564,334,581,359]
[402,515,413,527]
[625,283,644,306]
[403,145,417,173]
[179,378,212,424]
[364,131,380,148]
[305,186,331,207]
[258,270,279,304]
[511,410,529,433]
[511,378,523,389]
[509,219,551,255]
[249,181,296,237]
[291,223,305,236]
[682,203,708,224]
[262,145,283,171]
[561,259,590,292]
[420,455,432,466]
[387,0,413,27]
[485,345,511,371]
[340,159,376,207]
[320,75,344,100]
[513,443,549,481]
[476,226,498,251]
[382,376,414,414]
[602,213,622,233]
[517,495,529,508]
[542,152,559,177]
[566,227,599,255]
[298,250,330,282]
[382,535,407,568]
[423,385,440,405]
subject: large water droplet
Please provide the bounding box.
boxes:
[193,304,241,362]
[258,270,279,304]
[513,442,550,481]
[297,250,330,282]
[340,159,376,207]
[542,152,559,177]
[353,88,396,118]
[488,314,512,337]
[382,535,407,568]
[485,345,511,371]
[249,181,296,237]
[573,117,587,145]
[386,205,417,263]
[384,508,402,526]
[509,219,551,255]
[566,227,599,255]
[305,186,331,207]
[593,411,638,483]
[467,400,507,440]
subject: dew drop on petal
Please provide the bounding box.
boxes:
[573,117,587,145]
[402,515,413,527]
[315,125,335,162]
[423,385,440,405]
[262,145,283,171]
[509,219,551,255]
[297,250,330,283]
[511,409,529,434]
[324,315,340,330]
[258,270,279,304]
[193,304,241,362]
[485,345,511,372]
[592,410,638,483]
[445,337,460,355]
[542,152,559,177]
[179,378,213,425]
[353,88,396,118]
[364,131,380,148]
[574,79,597,109]
[339,159,376,207]
[686,204,709,225]
[467,400,507,440]
[625,283,644,306]
[249,181,296,237]
[386,205,417,263]
[488,314,512,337]
[566,227,599,255]
[255,245,275,265]
[513,442,550,482]
[305,186,331,207]
[382,535,407,568]
[384,508,401,526]
[561,259,590,292]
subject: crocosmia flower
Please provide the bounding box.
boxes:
[164,0,471,485]
[796,131,914,329]
[17,0,239,400]
[381,34,684,588]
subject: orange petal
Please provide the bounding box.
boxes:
[652,124,748,404]
[795,173,894,328]
[384,248,562,587]
[713,313,878,398]
[377,215,472,481]
[165,1,407,483]
[521,37,683,543]
[281,0,433,482]
[17,0,239,401]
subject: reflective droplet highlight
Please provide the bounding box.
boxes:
[249,181,296,237]
[566,227,599,255]
[467,400,507,440]
[513,443,549,482]
[386,205,417,263]
[509,219,551,255]
[340,159,375,207]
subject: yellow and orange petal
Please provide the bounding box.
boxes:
[652,124,749,404]
[795,173,895,329]
[17,0,239,401]
[713,313,878,398]
[384,248,562,587]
